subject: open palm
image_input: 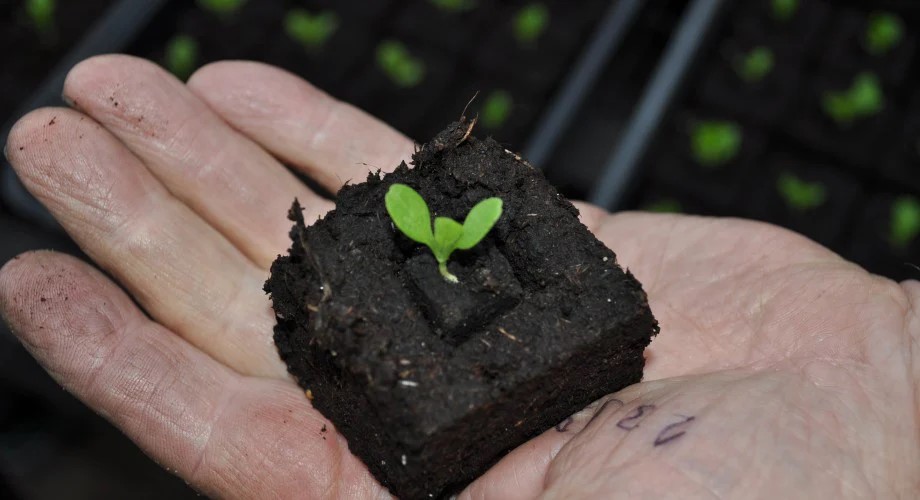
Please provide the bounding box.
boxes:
[2,56,918,499]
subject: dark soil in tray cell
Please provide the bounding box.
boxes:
[823,8,916,86]
[287,0,395,23]
[745,156,862,248]
[264,9,372,92]
[473,0,608,92]
[648,113,766,211]
[730,0,830,53]
[848,194,920,282]
[882,98,920,192]
[635,184,711,216]
[787,69,893,171]
[392,0,494,55]
[695,36,802,125]
[345,40,456,135]
[265,121,658,499]
[0,0,116,123]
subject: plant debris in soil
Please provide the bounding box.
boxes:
[265,119,658,499]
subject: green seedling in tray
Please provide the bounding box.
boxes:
[890,196,920,250]
[771,0,798,22]
[690,121,742,168]
[864,12,904,56]
[513,3,549,45]
[735,46,774,83]
[777,172,826,211]
[165,35,199,81]
[376,40,426,88]
[430,0,477,13]
[480,90,513,129]
[285,9,339,50]
[822,72,884,127]
[197,0,246,17]
[386,183,503,283]
[643,199,683,214]
[25,0,55,37]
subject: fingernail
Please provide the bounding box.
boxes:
[61,93,76,109]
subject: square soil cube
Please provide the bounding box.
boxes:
[744,155,863,248]
[404,248,523,345]
[648,111,766,211]
[266,123,658,499]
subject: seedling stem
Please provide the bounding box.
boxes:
[385,184,503,283]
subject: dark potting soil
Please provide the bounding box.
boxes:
[266,121,658,499]
[0,0,116,125]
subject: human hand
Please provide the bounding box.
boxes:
[1,56,918,499]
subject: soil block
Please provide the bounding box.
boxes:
[745,155,862,248]
[848,194,920,282]
[265,121,658,499]
[730,0,830,52]
[695,36,801,125]
[649,111,766,211]
[788,69,893,171]
[823,8,916,87]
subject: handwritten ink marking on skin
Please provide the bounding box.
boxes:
[616,404,657,431]
[585,398,625,428]
[653,415,696,447]
[555,416,574,432]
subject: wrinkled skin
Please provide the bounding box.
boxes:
[1,56,919,499]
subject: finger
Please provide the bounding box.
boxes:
[6,108,285,378]
[0,252,387,499]
[63,55,332,269]
[187,61,415,193]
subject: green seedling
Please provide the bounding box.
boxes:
[385,184,503,283]
[480,90,513,129]
[285,9,339,50]
[890,196,920,250]
[777,172,826,211]
[430,0,477,13]
[513,3,549,45]
[643,199,683,214]
[376,40,426,88]
[822,72,884,126]
[771,0,798,22]
[164,35,199,81]
[690,121,742,167]
[864,12,904,56]
[734,46,774,83]
[196,0,246,17]
[25,0,55,36]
